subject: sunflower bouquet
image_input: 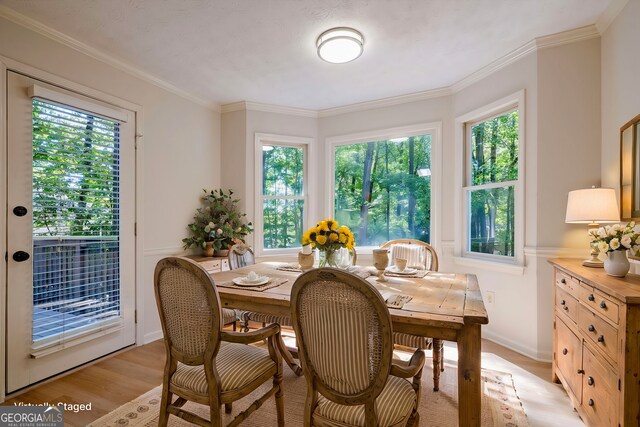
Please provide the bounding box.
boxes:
[302,219,355,267]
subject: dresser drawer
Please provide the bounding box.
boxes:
[556,287,578,323]
[198,258,222,272]
[556,317,582,401]
[556,270,580,294]
[582,345,618,427]
[577,284,620,325]
[578,305,619,363]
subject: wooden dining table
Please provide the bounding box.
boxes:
[208,262,489,427]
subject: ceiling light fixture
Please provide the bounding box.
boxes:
[316,27,364,64]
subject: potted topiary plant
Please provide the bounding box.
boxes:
[182,189,253,257]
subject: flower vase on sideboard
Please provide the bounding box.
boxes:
[604,250,630,277]
[203,241,215,257]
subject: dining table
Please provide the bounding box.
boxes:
[207,261,489,427]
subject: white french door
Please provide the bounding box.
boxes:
[5,72,136,393]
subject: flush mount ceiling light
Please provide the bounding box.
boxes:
[316,27,364,64]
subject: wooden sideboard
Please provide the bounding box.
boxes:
[549,258,640,427]
[185,255,230,273]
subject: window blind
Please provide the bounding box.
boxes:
[31,98,123,351]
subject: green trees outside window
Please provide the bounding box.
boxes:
[262,145,305,249]
[467,111,518,257]
[334,135,432,246]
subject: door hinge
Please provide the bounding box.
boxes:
[618,378,621,391]
[134,310,137,324]
[4,252,7,262]
[134,222,137,236]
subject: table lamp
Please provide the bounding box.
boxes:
[565,187,620,267]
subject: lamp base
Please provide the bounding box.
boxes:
[582,258,604,268]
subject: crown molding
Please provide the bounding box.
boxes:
[535,24,600,50]
[1,3,606,118]
[221,101,318,118]
[596,0,629,34]
[0,5,220,112]
[318,87,452,118]
[451,25,599,93]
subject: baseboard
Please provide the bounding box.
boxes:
[482,329,552,363]
[143,330,163,345]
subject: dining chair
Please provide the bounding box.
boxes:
[380,239,444,391]
[227,243,255,270]
[291,268,425,427]
[154,257,284,426]
[228,244,303,377]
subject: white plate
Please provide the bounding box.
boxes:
[385,266,417,275]
[232,276,269,287]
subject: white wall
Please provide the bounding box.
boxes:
[601,0,640,210]
[221,110,318,253]
[0,17,221,347]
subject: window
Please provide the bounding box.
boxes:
[255,134,310,255]
[31,98,123,344]
[330,126,438,248]
[459,91,524,263]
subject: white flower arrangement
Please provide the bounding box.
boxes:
[589,222,640,258]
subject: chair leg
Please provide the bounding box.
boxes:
[159,386,172,427]
[432,338,443,391]
[276,334,303,376]
[274,370,285,426]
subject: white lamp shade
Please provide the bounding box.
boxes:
[565,188,620,224]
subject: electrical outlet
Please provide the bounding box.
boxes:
[486,291,495,306]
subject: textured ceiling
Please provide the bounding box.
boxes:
[0,0,612,109]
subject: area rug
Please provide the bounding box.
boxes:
[89,359,528,427]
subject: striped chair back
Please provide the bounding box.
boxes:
[291,269,393,403]
[154,257,222,364]
[380,239,439,271]
[228,244,255,270]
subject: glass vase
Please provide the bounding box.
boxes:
[318,249,340,268]
[604,250,630,277]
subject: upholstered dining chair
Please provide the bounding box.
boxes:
[227,244,303,376]
[291,268,425,427]
[227,244,255,270]
[154,257,284,427]
[380,239,444,391]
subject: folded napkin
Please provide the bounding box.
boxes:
[384,269,428,278]
[380,291,413,309]
[217,277,288,292]
[276,264,303,273]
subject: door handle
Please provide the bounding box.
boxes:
[12,251,30,262]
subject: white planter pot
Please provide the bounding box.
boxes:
[604,250,630,277]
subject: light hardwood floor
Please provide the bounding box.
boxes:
[2,336,576,426]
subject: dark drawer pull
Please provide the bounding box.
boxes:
[562,348,568,355]
[588,294,595,302]
[563,306,569,311]
[561,278,566,284]
[588,399,594,407]
[577,369,585,374]
[587,376,594,386]
[588,324,595,332]
[600,301,607,309]
[597,335,605,343]
[560,299,566,306]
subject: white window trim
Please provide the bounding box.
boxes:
[325,122,442,254]
[454,90,525,267]
[254,133,313,257]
